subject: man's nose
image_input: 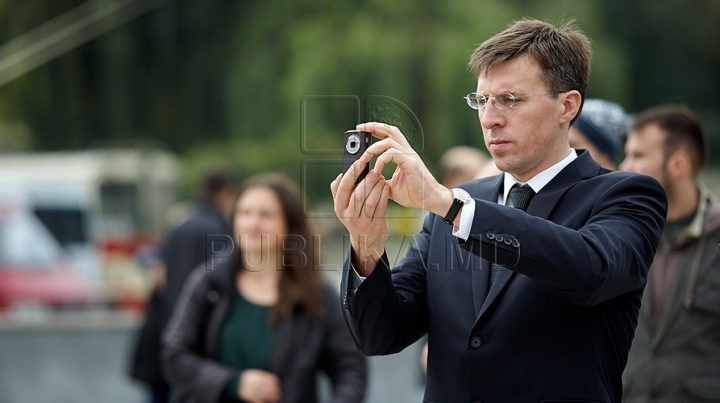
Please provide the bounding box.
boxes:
[480,102,504,130]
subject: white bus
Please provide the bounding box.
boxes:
[0,146,180,310]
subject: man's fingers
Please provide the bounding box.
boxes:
[375,181,391,218]
[352,136,416,172]
[348,171,382,217]
[330,173,342,199]
[334,161,367,210]
[357,122,413,151]
[362,138,400,161]
[362,175,387,218]
[373,147,414,176]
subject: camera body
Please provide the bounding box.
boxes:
[343,130,371,185]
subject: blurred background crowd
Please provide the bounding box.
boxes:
[0,0,719,402]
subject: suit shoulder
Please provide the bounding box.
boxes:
[591,170,665,191]
[577,170,667,212]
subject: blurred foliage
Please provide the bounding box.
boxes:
[0,0,718,203]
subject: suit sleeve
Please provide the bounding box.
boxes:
[342,214,434,356]
[460,174,667,306]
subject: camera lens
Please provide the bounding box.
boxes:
[346,134,361,154]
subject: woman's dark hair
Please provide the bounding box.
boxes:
[233,173,323,324]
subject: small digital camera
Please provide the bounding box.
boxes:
[343,130,371,185]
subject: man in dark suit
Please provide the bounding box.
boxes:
[331,19,668,402]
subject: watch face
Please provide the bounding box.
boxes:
[451,188,471,203]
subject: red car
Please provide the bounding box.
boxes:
[0,202,92,311]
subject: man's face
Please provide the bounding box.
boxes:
[477,54,570,181]
[620,123,668,186]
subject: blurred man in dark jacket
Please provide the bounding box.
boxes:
[131,169,234,403]
[621,105,720,402]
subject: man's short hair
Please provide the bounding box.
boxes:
[469,18,592,125]
[632,105,708,176]
[201,168,234,199]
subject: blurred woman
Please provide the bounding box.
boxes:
[162,173,366,403]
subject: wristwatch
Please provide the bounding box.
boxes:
[442,188,471,225]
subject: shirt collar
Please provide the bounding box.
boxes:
[501,149,578,205]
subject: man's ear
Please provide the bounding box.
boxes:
[559,90,582,125]
[666,149,692,180]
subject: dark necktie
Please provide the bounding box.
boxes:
[489,184,536,288]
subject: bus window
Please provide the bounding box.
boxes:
[33,208,88,247]
[100,182,138,238]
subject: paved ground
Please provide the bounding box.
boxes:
[0,233,425,403]
[0,309,425,403]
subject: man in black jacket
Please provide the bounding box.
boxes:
[131,169,234,403]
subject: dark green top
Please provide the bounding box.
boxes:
[217,291,274,402]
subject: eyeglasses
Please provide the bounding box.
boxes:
[464,92,557,110]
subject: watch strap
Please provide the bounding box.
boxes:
[442,194,465,225]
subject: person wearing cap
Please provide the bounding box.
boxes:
[570,98,629,170]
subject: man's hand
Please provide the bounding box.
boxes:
[358,122,454,217]
[331,160,391,276]
[238,369,282,403]
[331,122,460,276]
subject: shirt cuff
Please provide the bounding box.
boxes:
[452,196,475,241]
[349,264,366,295]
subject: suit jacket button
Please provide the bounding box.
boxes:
[470,337,482,348]
[495,235,504,242]
[512,240,520,247]
[504,237,512,245]
[486,232,494,240]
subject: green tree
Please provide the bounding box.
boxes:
[1,0,718,203]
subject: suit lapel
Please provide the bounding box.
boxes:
[478,268,513,317]
[476,151,601,320]
[525,151,596,218]
[468,174,504,317]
